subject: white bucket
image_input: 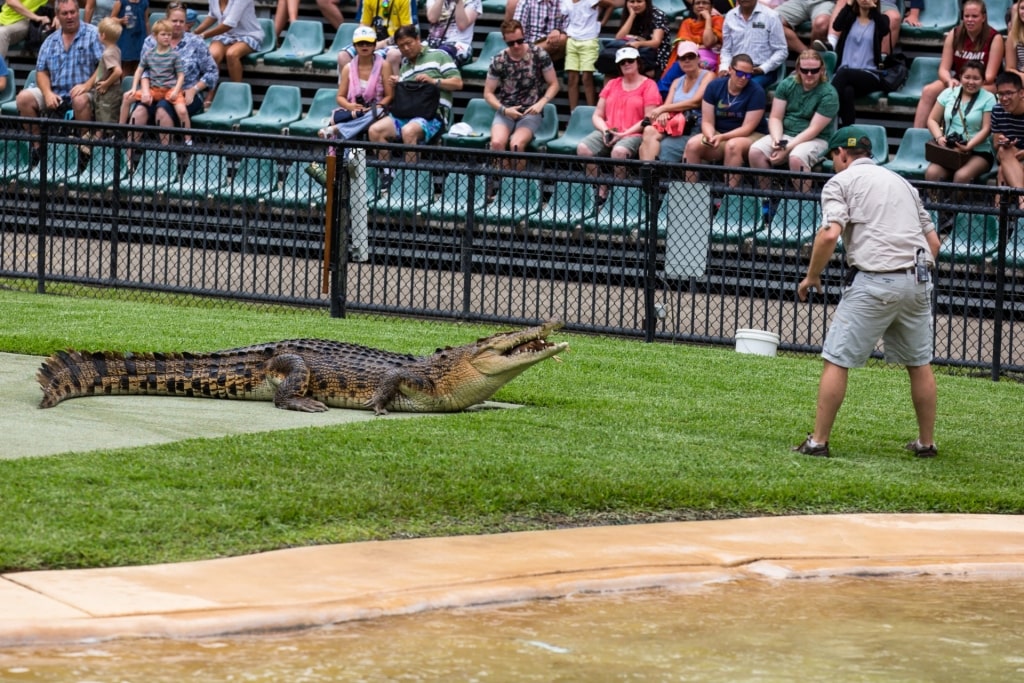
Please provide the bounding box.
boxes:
[735,329,780,357]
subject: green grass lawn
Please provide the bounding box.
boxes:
[1,288,1022,572]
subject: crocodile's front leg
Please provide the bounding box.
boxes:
[367,369,434,415]
[266,354,328,412]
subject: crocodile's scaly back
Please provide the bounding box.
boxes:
[37,322,568,414]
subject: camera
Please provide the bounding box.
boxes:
[945,132,965,148]
[371,16,389,42]
[775,138,788,149]
[355,95,366,106]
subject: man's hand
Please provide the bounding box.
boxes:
[797,274,822,302]
[43,91,62,110]
[69,84,87,99]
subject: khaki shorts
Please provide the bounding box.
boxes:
[578,129,643,157]
[750,134,828,170]
[23,87,93,116]
[776,0,835,25]
[822,270,934,368]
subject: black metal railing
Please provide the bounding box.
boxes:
[1,117,1021,377]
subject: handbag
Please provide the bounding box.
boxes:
[390,81,441,120]
[924,140,971,170]
[878,52,908,93]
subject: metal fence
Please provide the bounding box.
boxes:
[1,118,1021,377]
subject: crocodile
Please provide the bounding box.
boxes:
[37,320,568,415]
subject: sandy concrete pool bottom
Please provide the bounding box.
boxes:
[2,513,1024,649]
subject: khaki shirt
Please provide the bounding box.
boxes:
[820,157,935,271]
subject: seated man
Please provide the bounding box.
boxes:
[506,0,568,62]
[16,0,102,164]
[483,19,560,172]
[991,72,1024,199]
[776,0,835,54]
[368,24,463,188]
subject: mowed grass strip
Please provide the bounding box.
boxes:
[0,289,1021,571]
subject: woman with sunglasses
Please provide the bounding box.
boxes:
[682,53,767,187]
[639,40,713,162]
[577,46,661,203]
[828,0,889,128]
[913,0,1003,128]
[319,24,394,139]
[749,49,838,192]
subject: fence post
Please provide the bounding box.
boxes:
[991,188,1011,381]
[35,125,48,294]
[328,154,349,318]
[640,163,661,343]
[460,171,478,318]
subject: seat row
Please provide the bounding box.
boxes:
[0,139,324,210]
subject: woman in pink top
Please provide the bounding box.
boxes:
[576,46,661,203]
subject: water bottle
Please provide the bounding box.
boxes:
[125,4,136,30]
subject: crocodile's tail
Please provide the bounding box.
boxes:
[37,350,209,409]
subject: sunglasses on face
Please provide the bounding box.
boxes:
[732,69,753,79]
[619,58,637,65]
[799,66,822,75]
[167,1,186,8]
[680,53,698,60]
[505,38,526,46]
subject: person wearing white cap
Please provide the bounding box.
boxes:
[576,45,661,203]
[319,25,395,138]
[639,40,713,162]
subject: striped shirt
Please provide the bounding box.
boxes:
[719,3,787,77]
[991,103,1024,149]
[36,23,103,97]
[139,47,183,90]
[513,0,567,45]
[140,32,219,91]
[400,46,460,121]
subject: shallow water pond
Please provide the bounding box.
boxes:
[3,576,1023,682]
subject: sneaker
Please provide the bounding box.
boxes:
[305,162,327,187]
[30,146,41,168]
[78,132,93,157]
[184,138,194,147]
[811,39,833,52]
[379,170,394,193]
[318,125,337,139]
[792,434,830,457]
[905,440,938,458]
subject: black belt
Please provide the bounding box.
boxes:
[864,268,916,275]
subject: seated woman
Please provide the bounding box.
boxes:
[924,59,995,184]
[195,0,264,94]
[749,49,838,192]
[577,46,662,204]
[614,0,668,78]
[829,0,889,128]
[657,0,722,94]
[913,0,1003,129]
[320,25,394,139]
[682,53,767,187]
[639,41,713,162]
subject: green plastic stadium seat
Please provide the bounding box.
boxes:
[583,185,648,235]
[527,103,559,151]
[0,66,15,107]
[441,98,495,148]
[900,2,960,41]
[66,144,123,193]
[1006,220,1024,267]
[18,142,80,189]
[477,177,542,226]
[989,0,1012,33]
[419,171,483,221]
[213,156,276,203]
[164,152,230,200]
[461,32,506,80]
[886,57,940,108]
[527,180,597,232]
[287,88,339,137]
[238,84,302,134]
[0,138,30,182]
[545,105,596,156]
[1,69,35,116]
[710,193,765,244]
[311,24,356,71]
[820,123,889,171]
[122,149,181,196]
[369,169,434,219]
[653,0,688,20]
[191,82,253,131]
[262,20,325,68]
[938,213,1000,265]
[752,198,821,247]
[241,18,277,65]
[881,127,932,179]
[268,161,326,210]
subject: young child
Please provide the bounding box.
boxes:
[123,19,192,145]
[561,0,605,110]
[79,17,123,152]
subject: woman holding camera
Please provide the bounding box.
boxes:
[639,40,713,162]
[924,59,995,183]
[319,25,394,139]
